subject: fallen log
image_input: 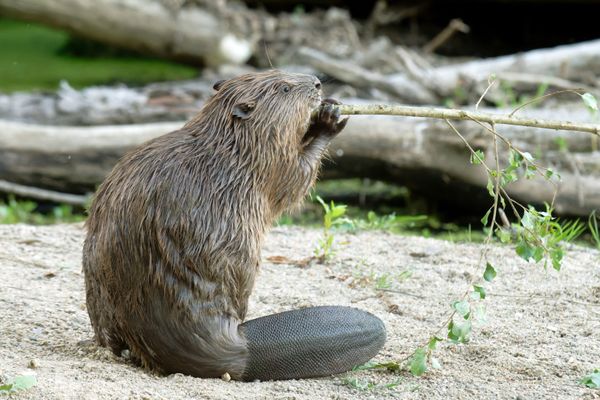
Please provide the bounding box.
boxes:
[1,105,598,215]
[300,40,600,104]
[0,0,253,66]
[0,120,181,193]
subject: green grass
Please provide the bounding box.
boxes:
[0,196,84,225]
[0,19,198,92]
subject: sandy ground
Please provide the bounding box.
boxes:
[0,223,599,400]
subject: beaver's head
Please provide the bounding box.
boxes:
[193,70,323,145]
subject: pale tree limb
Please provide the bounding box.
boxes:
[298,47,438,104]
[0,179,90,206]
[337,104,600,136]
[417,38,600,97]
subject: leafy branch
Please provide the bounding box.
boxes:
[345,91,596,380]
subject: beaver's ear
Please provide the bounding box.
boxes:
[213,79,226,91]
[232,101,255,120]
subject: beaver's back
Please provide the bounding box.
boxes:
[83,128,264,363]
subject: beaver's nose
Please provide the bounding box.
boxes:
[314,80,321,90]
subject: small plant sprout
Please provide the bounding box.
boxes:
[589,211,600,250]
[314,195,351,262]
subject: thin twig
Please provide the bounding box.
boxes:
[475,75,497,111]
[423,18,470,54]
[509,89,584,117]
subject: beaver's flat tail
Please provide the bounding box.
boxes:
[241,306,386,381]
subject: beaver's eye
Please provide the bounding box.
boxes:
[281,85,290,93]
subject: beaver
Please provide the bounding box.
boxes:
[82,70,385,381]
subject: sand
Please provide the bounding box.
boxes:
[1,223,599,399]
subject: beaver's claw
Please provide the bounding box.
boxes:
[307,101,349,140]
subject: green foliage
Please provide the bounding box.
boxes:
[0,18,197,92]
[447,320,471,343]
[408,337,442,376]
[0,196,84,225]
[470,149,485,165]
[589,211,600,250]
[472,285,486,300]
[0,375,37,393]
[581,369,600,388]
[409,348,427,376]
[314,195,350,261]
[483,262,496,282]
[511,205,585,271]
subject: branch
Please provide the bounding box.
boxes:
[0,179,90,206]
[338,104,600,136]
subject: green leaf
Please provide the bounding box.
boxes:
[524,166,536,179]
[481,208,492,226]
[545,169,554,180]
[580,369,600,388]
[427,336,443,350]
[329,203,347,219]
[448,320,471,343]
[509,149,523,167]
[483,262,496,282]
[532,246,545,262]
[551,248,564,271]
[473,285,486,299]
[447,321,458,341]
[486,177,495,197]
[521,152,534,163]
[470,149,485,165]
[521,209,536,230]
[582,93,599,112]
[410,348,428,376]
[473,304,487,324]
[496,228,511,243]
[452,300,470,318]
[516,242,535,261]
[501,170,518,186]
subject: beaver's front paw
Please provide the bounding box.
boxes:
[306,100,349,141]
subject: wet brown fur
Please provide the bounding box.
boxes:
[82,70,346,379]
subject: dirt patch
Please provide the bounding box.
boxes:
[1,223,599,399]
